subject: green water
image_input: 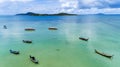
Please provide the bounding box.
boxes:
[0,15,120,67]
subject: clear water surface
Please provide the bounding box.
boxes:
[0,15,120,67]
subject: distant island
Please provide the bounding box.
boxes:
[94,13,105,15]
[16,12,119,16]
[16,12,77,16]
[82,13,105,15]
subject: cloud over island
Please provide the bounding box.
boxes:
[0,0,120,15]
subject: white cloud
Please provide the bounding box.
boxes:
[0,0,33,3]
[105,0,119,4]
[81,0,106,8]
[0,0,120,15]
[103,8,120,14]
[81,0,96,5]
[58,0,120,14]
[60,0,78,8]
[75,8,120,14]
[59,0,78,13]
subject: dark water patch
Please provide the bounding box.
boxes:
[56,49,60,51]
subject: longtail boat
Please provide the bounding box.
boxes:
[23,40,32,43]
[30,55,39,64]
[10,49,19,55]
[3,25,7,29]
[25,28,35,31]
[79,37,89,41]
[95,49,113,59]
[48,27,58,30]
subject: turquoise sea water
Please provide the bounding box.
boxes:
[0,15,120,67]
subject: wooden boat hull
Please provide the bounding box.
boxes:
[48,27,58,30]
[95,49,113,59]
[23,40,32,43]
[25,28,35,31]
[79,37,88,41]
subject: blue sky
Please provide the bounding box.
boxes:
[0,0,120,15]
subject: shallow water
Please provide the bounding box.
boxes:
[0,15,120,67]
